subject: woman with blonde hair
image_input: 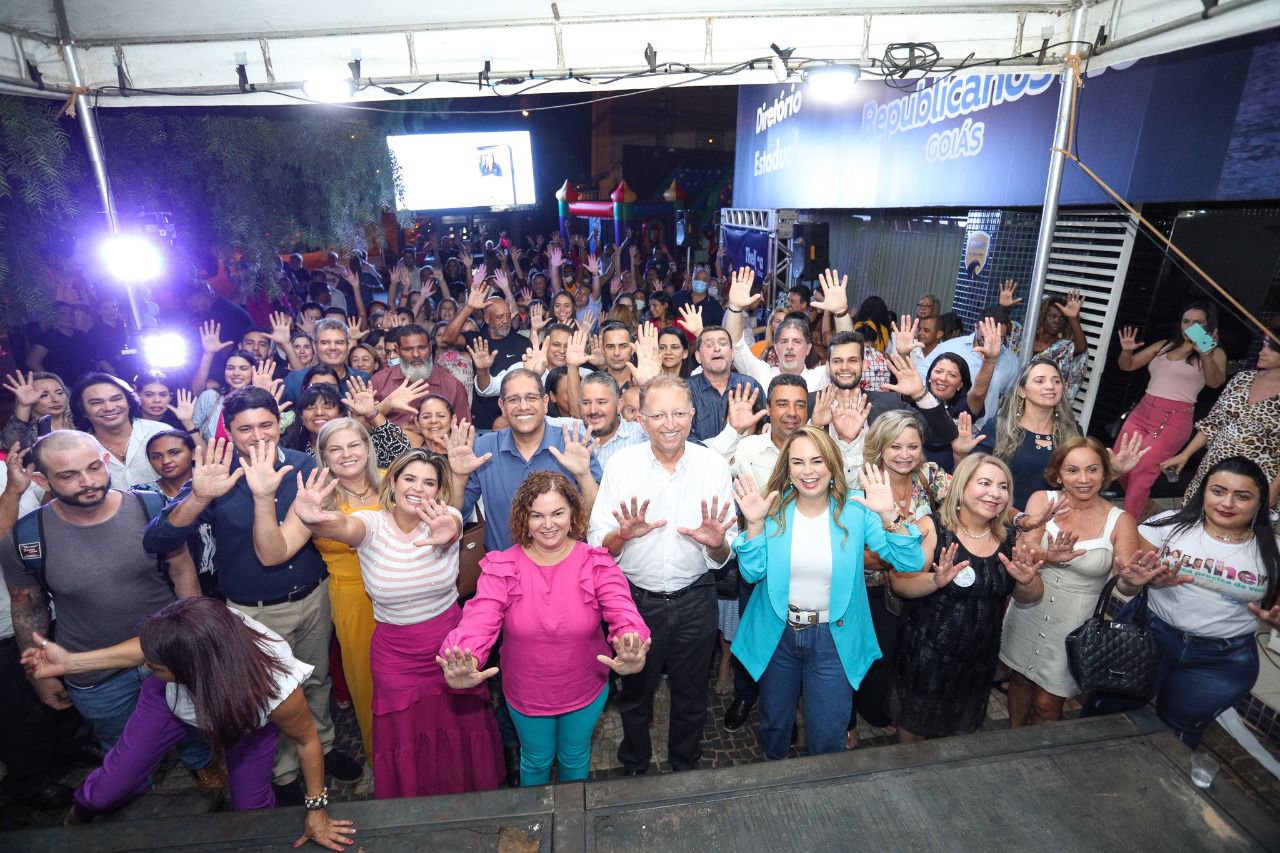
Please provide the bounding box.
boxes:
[1001,436,1140,727]
[891,453,1046,741]
[280,449,504,797]
[731,426,925,760]
[851,410,945,741]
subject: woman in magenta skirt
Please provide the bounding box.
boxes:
[290,448,504,798]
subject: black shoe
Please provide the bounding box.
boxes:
[323,749,363,783]
[503,745,521,788]
[272,778,303,807]
[723,698,754,732]
[791,722,800,746]
[622,766,648,777]
[16,782,74,811]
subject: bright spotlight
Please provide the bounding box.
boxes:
[141,331,190,369]
[302,78,353,102]
[99,234,164,282]
[806,65,861,102]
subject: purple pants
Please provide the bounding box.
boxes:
[1115,394,1195,519]
[76,676,279,814]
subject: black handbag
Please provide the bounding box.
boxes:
[1065,575,1159,699]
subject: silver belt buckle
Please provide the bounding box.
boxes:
[787,606,818,630]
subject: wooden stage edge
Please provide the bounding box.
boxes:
[6,710,1278,852]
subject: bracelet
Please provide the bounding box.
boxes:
[834,309,850,318]
[1011,511,1029,532]
[303,788,329,811]
[911,390,929,403]
[726,307,743,314]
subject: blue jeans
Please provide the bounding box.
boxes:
[506,686,608,785]
[1082,613,1258,749]
[67,666,212,770]
[758,623,852,760]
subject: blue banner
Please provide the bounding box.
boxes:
[721,225,771,278]
[733,29,1280,210]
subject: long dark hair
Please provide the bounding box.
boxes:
[1147,456,1278,608]
[71,372,143,432]
[282,384,345,451]
[139,598,291,746]
[1158,301,1219,369]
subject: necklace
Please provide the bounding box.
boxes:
[1205,525,1253,544]
[343,481,375,502]
[958,525,991,540]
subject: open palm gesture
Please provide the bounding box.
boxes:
[851,464,896,523]
[168,388,197,424]
[412,499,461,547]
[240,440,293,498]
[613,497,667,543]
[292,468,341,525]
[950,411,986,457]
[597,632,651,675]
[677,497,734,549]
[548,422,594,480]
[446,421,492,475]
[726,384,765,434]
[3,371,42,408]
[931,542,972,588]
[436,647,499,690]
[199,321,233,355]
[727,267,757,311]
[1117,326,1144,352]
[973,316,1003,361]
[999,541,1045,584]
[831,389,871,442]
[811,269,848,315]
[191,438,244,500]
[733,475,778,526]
[881,353,925,401]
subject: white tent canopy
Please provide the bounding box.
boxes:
[0,0,1276,108]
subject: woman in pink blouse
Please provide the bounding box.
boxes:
[438,471,650,786]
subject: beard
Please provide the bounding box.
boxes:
[400,361,433,382]
[54,483,109,508]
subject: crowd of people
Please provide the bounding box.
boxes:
[3,229,1279,847]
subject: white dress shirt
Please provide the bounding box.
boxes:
[97,418,171,490]
[589,441,738,593]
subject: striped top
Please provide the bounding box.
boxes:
[351,508,463,625]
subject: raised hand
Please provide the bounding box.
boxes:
[493,267,511,296]
[348,316,369,344]
[2,371,42,409]
[292,467,341,525]
[733,474,778,526]
[466,282,488,312]
[521,339,548,376]
[677,497,734,549]
[892,315,922,357]
[548,245,563,268]
[973,316,1003,362]
[584,253,601,276]
[250,359,278,390]
[167,388,197,425]
[518,286,533,306]
[831,389,871,442]
[467,338,495,372]
[727,266,757,311]
[613,497,667,542]
[529,302,547,333]
[1060,289,1085,318]
[1109,431,1150,476]
[1117,326,1144,352]
[931,542,972,589]
[811,269,849,315]
[1043,528,1086,564]
[677,303,704,338]
[1021,494,1069,532]
[269,311,294,346]
[412,499,461,547]
[565,328,590,368]
[587,334,605,368]
[881,352,926,401]
[851,464,896,523]
[435,647,499,690]
[199,320,233,355]
[4,442,33,494]
[635,322,660,365]
[341,376,379,420]
[950,411,987,457]
[382,377,429,416]
[580,310,597,334]
[240,440,294,498]
[998,279,1022,308]
[191,438,245,500]
[999,540,1046,585]
[811,386,836,428]
[548,422,594,480]
[726,384,766,434]
[597,632,651,675]
[1114,549,1163,589]
[445,421,492,476]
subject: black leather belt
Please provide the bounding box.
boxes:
[630,577,711,601]
[229,579,323,609]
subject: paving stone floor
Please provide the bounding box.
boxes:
[4,661,1279,832]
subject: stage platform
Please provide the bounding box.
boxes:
[7,710,1277,852]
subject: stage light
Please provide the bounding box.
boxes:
[99,234,164,282]
[302,77,353,102]
[141,331,189,369]
[806,65,861,102]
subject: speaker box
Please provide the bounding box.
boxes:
[794,222,829,280]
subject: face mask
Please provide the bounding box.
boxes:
[635,301,646,313]
[388,357,400,366]
[692,280,708,295]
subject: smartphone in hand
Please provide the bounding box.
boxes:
[1185,322,1216,353]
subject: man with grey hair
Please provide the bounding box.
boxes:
[441,284,527,429]
[281,317,370,404]
[588,374,737,775]
[574,371,647,468]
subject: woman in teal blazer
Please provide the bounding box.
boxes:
[731,426,926,760]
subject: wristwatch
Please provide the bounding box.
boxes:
[304,788,329,811]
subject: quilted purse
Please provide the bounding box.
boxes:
[1065,575,1159,699]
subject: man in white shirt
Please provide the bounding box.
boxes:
[723,268,855,392]
[589,375,737,775]
[914,303,1018,428]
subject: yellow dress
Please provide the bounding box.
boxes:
[317,499,379,761]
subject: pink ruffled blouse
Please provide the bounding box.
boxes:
[441,541,650,716]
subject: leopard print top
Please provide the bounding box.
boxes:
[1185,370,1280,509]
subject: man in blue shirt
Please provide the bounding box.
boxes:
[915,303,1018,429]
[686,326,763,443]
[282,318,369,404]
[446,368,601,552]
[142,386,361,801]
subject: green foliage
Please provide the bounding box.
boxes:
[98,109,409,292]
[0,96,85,327]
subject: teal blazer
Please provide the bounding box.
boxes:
[730,498,924,688]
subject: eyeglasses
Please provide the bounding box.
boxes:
[642,410,693,424]
[502,393,545,406]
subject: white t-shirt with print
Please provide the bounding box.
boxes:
[1141,511,1274,639]
[165,609,313,729]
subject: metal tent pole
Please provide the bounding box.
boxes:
[1020,4,1089,367]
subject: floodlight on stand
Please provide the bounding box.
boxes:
[140,331,190,370]
[99,234,164,282]
[302,77,354,102]
[805,65,861,102]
